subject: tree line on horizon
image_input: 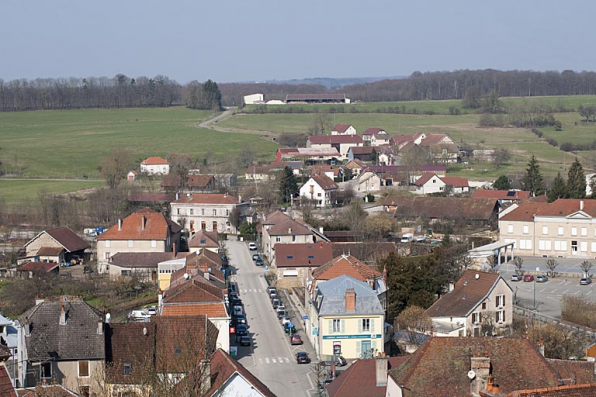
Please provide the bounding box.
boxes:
[3,69,596,111]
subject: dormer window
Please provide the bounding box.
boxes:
[123,363,132,375]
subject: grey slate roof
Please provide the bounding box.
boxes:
[19,299,104,361]
[315,275,384,316]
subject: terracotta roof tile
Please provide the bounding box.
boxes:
[188,230,219,248]
[414,172,437,186]
[537,199,596,217]
[171,193,238,205]
[393,197,498,221]
[141,156,168,165]
[275,243,334,267]
[109,252,183,268]
[98,208,180,240]
[36,246,64,256]
[0,365,16,397]
[268,217,314,236]
[503,383,596,396]
[308,135,363,144]
[161,174,215,189]
[426,270,507,317]
[43,226,90,252]
[500,202,550,222]
[474,190,533,200]
[333,124,353,133]
[349,146,375,155]
[18,261,59,273]
[546,359,595,385]
[164,278,224,303]
[363,127,386,136]
[162,303,227,318]
[313,255,382,281]
[310,174,339,191]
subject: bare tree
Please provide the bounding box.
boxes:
[512,256,524,276]
[394,306,431,347]
[99,148,132,189]
[480,310,496,336]
[581,260,593,276]
[546,259,559,278]
[167,153,195,190]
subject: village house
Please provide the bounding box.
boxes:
[425,270,513,337]
[97,208,182,273]
[107,251,189,280]
[390,132,460,164]
[299,174,339,208]
[140,156,170,175]
[188,229,219,253]
[20,226,90,266]
[344,159,366,177]
[391,197,499,227]
[363,128,390,146]
[127,170,137,181]
[161,174,215,193]
[347,146,376,163]
[331,123,357,135]
[170,193,240,235]
[307,134,363,160]
[272,242,334,284]
[311,165,342,180]
[413,172,469,195]
[275,147,341,164]
[17,261,60,278]
[499,198,596,258]
[385,337,595,396]
[158,248,223,291]
[16,298,105,395]
[309,275,385,361]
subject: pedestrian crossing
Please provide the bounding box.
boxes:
[260,357,291,364]
[239,288,263,293]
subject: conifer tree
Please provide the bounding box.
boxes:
[522,155,546,196]
[547,172,566,202]
[566,158,586,199]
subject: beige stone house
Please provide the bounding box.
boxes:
[170,193,239,235]
[499,199,596,258]
[21,227,89,265]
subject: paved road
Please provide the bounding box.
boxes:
[227,240,319,397]
[498,255,595,277]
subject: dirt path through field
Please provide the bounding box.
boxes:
[195,108,278,138]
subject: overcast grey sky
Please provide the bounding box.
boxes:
[0,0,591,84]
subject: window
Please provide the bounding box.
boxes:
[538,240,552,251]
[189,209,194,215]
[496,310,505,323]
[78,360,90,377]
[292,235,296,242]
[80,386,90,397]
[121,270,131,276]
[495,295,505,308]
[332,319,341,333]
[592,242,596,253]
[507,225,513,234]
[523,225,529,235]
[177,208,180,215]
[123,363,132,375]
[200,239,206,244]
[213,209,217,216]
[481,301,487,310]
[105,240,111,248]
[213,221,218,231]
[201,222,206,230]
[128,240,134,248]
[472,312,482,324]
[318,193,322,197]
[572,227,577,236]
[572,240,578,253]
[41,362,52,379]
[558,226,564,236]
[542,226,548,235]
[360,340,372,358]
[174,346,182,356]
[226,209,229,216]
[362,319,371,332]
[201,209,205,216]
[582,227,587,237]
[276,236,281,242]
[151,240,157,248]
[581,242,588,252]
[105,252,111,260]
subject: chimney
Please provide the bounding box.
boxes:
[204,271,210,280]
[97,318,103,335]
[470,352,491,396]
[288,227,292,234]
[118,218,122,231]
[24,317,31,337]
[581,200,585,211]
[176,192,180,200]
[345,288,356,311]
[375,353,388,387]
[142,215,146,230]
[319,226,324,234]
[158,290,163,311]
[59,305,67,325]
[35,295,44,305]
[448,282,455,292]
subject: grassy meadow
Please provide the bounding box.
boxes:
[0,180,104,204]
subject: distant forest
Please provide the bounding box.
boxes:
[2,69,596,111]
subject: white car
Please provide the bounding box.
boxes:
[248,242,257,251]
[128,310,150,320]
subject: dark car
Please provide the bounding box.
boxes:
[272,299,280,309]
[255,258,264,266]
[296,352,311,364]
[290,334,303,345]
[267,286,276,294]
[230,297,243,306]
[523,274,534,282]
[239,336,251,346]
[221,256,229,267]
[236,324,248,336]
[333,356,348,367]
[229,291,239,300]
[284,323,297,334]
[580,277,592,285]
[252,254,260,261]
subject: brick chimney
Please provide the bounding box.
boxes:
[59,305,67,326]
[375,352,388,387]
[97,318,103,335]
[470,352,491,396]
[345,288,356,311]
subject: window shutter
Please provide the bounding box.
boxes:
[341,319,345,333]
[495,312,499,322]
[358,319,363,333]
[371,319,375,334]
[356,341,361,357]
[503,311,506,322]
[328,320,333,334]
[478,312,482,323]
[503,295,506,306]
[495,296,499,306]
[372,340,377,352]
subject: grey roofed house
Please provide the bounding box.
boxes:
[19,298,104,361]
[314,275,384,316]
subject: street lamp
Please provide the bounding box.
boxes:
[533,266,540,312]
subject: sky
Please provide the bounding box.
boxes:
[0,0,593,84]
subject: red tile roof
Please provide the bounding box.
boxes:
[500,202,550,222]
[172,193,238,205]
[310,174,339,191]
[206,349,277,397]
[474,190,532,200]
[308,135,363,144]
[99,208,181,240]
[503,383,596,396]
[0,365,16,397]
[141,156,168,165]
[537,199,596,217]
[188,230,219,248]
[546,359,595,386]
[345,159,366,168]
[110,252,185,268]
[326,357,408,397]
[363,127,387,136]
[162,303,227,318]
[333,124,353,133]
[441,176,469,188]
[389,337,564,396]
[164,277,224,303]
[18,261,60,273]
[44,227,90,252]
[161,174,215,188]
[275,243,334,267]
[426,270,507,317]
[268,216,314,236]
[36,246,64,256]
[393,197,498,221]
[349,146,375,155]
[313,254,382,281]
[17,386,77,396]
[414,172,438,186]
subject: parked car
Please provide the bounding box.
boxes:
[146,306,157,315]
[267,286,276,293]
[580,277,592,285]
[280,316,291,326]
[523,274,534,282]
[239,336,251,346]
[536,275,549,283]
[128,310,150,320]
[230,297,243,306]
[269,292,278,300]
[296,352,311,364]
[284,323,297,334]
[290,334,303,345]
[252,254,260,261]
[236,324,248,336]
[276,306,286,316]
[248,242,257,251]
[415,235,426,242]
[229,291,239,300]
[318,376,336,389]
[272,299,280,309]
[255,258,264,266]
[233,306,243,316]
[511,274,522,282]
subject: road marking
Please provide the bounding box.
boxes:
[272,358,277,363]
[539,288,546,293]
[587,290,593,295]
[285,357,290,363]
[265,358,270,364]
[551,289,558,293]
[558,281,566,285]
[278,357,284,363]
[259,358,263,364]
[562,289,569,295]
[575,290,582,295]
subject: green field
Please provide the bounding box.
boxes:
[0,107,278,179]
[0,179,104,204]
